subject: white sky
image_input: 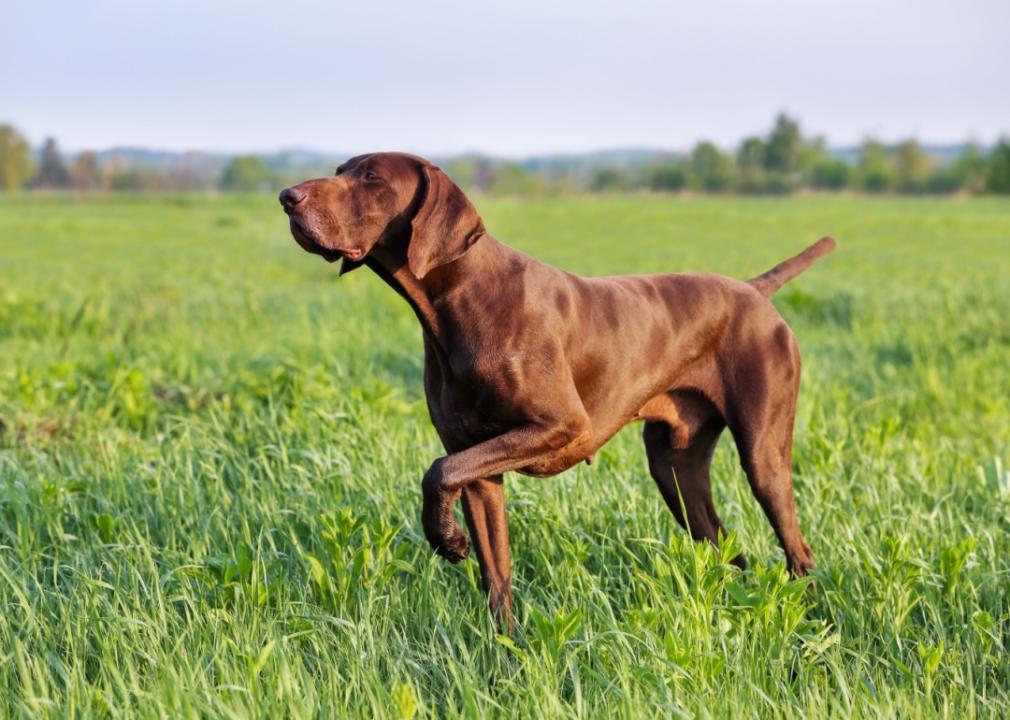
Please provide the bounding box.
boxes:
[4,0,1009,155]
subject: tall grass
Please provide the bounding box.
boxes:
[1,194,1008,717]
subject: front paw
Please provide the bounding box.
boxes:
[420,460,469,562]
[438,525,470,563]
[425,521,470,563]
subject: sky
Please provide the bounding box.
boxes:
[4,0,1009,156]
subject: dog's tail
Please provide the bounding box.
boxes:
[747,237,836,298]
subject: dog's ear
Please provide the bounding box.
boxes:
[339,257,364,276]
[408,163,486,279]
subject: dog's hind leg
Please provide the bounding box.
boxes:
[725,334,814,577]
[461,475,514,633]
[643,419,745,569]
[730,420,814,577]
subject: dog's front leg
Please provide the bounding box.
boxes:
[421,419,588,562]
[461,475,513,633]
[421,457,470,563]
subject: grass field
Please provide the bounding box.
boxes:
[1,192,1008,718]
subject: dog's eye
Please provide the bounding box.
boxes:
[364,170,379,182]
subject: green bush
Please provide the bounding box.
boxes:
[220,156,275,192]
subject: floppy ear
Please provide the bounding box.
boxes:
[408,164,486,279]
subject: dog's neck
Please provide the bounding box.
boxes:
[364,233,511,372]
[362,244,444,343]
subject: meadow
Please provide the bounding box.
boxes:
[1,192,1008,718]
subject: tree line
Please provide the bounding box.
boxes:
[3,115,1010,195]
[573,116,1009,196]
[446,115,1009,196]
[0,129,279,193]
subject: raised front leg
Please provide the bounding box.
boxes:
[461,475,513,632]
[421,418,588,565]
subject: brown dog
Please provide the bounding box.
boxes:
[280,152,834,631]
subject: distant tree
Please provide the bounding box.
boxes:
[808,156,852,190]
[107,166,174,192]
[735,136,767,193]
[924,165,960,194]
[108,169,144,192]
[169,164,217,192]
[589,166,627,192]
[764,113,802,173]
[645,159,687,192]
[799,137,851,190]
[985,138,1010,194]
[892,139,933,193]
[947,142,988,194]
[33,137,70,189]
[688,141,735,192]
[0,124,34,191]
[737,136,766,171]
[69,151,102,190]
[487,162,542,196]
[797,137,825,176]
[759,172,797,195]
[471,158,494,193]
[540,169,577,196]
[443,156,480,192]
[858,138,893,192]
[220,156,274,192]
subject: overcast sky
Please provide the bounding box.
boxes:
[5,0,1008,156]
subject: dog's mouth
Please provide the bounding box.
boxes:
[288,218,362,264]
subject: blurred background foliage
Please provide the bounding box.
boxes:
[4,113,1010,197]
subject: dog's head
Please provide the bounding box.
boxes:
[279,152,485,278]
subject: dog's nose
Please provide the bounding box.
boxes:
[279,186,306,210]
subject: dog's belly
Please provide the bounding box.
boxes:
[428,369,703,475]
[516,386,721,476]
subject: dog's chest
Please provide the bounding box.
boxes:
[428,349,528,442]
